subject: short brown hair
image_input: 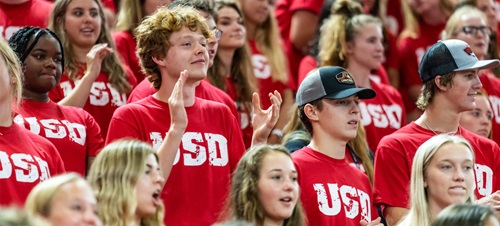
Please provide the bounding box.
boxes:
[298,99,323,135]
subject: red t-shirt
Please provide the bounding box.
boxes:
[373,122,500,208]
[0,0,53,39]
[49,65,137,140]
[248,39,288,109]
[127,79,238,120]
[100,0,115,12]
[0,122,65,206]
[113,31,147,82]
[14,100,103,176]
[106,96,245,226]
[275,0,325,90]
[383,29,399,76]
[397,21,445,114]
[225,78,253,148]
[385,0,404,36]
[480,73,500,145]
[361,81,406,152]
[292,146,378,226]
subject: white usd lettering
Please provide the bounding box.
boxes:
[313,183,371,221]
[0,151,50,183]
[150,132,229,166]
[14,116,86,146]
[59,81,127,107]
[475,163,493,197]
[359,103,403,129]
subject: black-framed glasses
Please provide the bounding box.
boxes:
[461,26,492,36]
[212,28,223,41]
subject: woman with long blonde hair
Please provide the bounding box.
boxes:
[48,0,137,139]
[210,0,256,147]
[88,140,165,226]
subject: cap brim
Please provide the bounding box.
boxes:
[455,59,500,72]
[324,87,376,100]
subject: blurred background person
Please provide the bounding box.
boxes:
[25,173,101,226]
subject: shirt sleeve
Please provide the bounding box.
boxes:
[373,141,411,208]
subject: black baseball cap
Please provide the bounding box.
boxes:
[418,39,500,83]
[296,66,376,106]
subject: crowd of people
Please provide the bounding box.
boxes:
[1,0,500,225]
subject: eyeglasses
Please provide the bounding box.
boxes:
[461,26,492,36]
[212,28,223,41]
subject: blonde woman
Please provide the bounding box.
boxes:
[48,0,137,139]
[25,173,101,226]
[239,0,294,144]
[318,0,406,152]
[211,0,257,147]
[397,134,476,226]
[88,140,165,226]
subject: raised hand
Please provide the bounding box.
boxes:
[251,90,282,145]
[168,70,188,131]
[158,70,189,181]
[85,43,113,77]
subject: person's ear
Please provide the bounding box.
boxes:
[152,55,166,66]
[434,75,448,91]
[345,42,354,55]
[304,103,319,122]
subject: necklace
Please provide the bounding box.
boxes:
[422,120,461,136]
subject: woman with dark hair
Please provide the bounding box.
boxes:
[9,26,103,176]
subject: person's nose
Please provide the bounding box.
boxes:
[82,209,101,226]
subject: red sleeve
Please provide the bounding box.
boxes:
[226,109,246,173]
[373,140,411,208]
[124,65,138,89]
[298,55,317,86]
[289,0,324,14]
[84,110,104,157]
[105,107,142,144]
[113,31,132,67]
[100,0,116,12]
[127,79,155,103]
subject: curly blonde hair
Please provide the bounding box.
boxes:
[135,5,213,89]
